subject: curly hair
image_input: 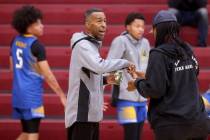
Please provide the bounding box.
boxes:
[124,12,145,26]
[12,5,43,34]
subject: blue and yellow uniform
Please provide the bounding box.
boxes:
[117,100,147,124]
[203,90,210,117]
[11,35,45,120]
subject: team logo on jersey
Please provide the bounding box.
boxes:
[141,49,147,57]
[174,60,180,66]
[174,59,194,72]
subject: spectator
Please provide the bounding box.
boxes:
[107,12,150,140]
[168,0,208,47]
[65,8,134,140]
[10,5,66,140]
[127,10,208,140]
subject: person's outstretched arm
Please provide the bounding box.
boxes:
[77,43,131,74]
[127,50,169,98]
[135,51,169,98]
[37,60,66,107]
[32,41,66,107]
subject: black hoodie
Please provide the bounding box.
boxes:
[135,43,207,129]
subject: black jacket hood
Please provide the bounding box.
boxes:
[151,43,193,60]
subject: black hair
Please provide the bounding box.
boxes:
[125,12,145,26]
[154,21,193,59]
[12,5,43,34]
[85,8,104,22]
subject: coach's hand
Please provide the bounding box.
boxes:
[136,71,145,79]
[106,73,117,85]
[127,64,136,74]
[103,102,109,111]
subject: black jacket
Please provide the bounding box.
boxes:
[168,0,207,11]
[135,43,207,129]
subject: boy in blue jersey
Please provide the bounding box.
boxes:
[10,5,66,140]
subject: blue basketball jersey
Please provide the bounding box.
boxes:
[11,35,44,109]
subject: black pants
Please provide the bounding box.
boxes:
[123,122,144,140]
[169,8,208,46]
[21,118,41,133]
[207,118,210,134]
[67,122,99,140]
[154,121,208,140]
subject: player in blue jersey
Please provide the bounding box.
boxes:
[202,88,210,133]
[202,89,210,116]
[10,5,66,140]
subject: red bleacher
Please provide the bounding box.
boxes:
[1,0,210,4]
[0,0,210,140]
[0,68,209,92]
[1,25,210,46]
[0,47,210,69]
[0,4,168,24]
[0,119,154,140]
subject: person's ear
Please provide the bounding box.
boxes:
[85,17,93,30]
[26,25,32,34]
[85,20,89,27]
[152,27,157,37]
[126,25,130,32]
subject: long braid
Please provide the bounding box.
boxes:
[155,21,193,60]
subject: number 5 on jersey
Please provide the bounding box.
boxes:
[16,48,23,69]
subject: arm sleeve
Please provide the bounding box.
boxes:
[77,42,130,74]
[134,51,170,98]
[31,40,47,61]
[107,37,125,59]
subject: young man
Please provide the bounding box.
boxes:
[107,13,150,140]
[65,8,134,140]
[128,10,208,140]
[10,5,66,140]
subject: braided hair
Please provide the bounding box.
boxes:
[154,21,193,60]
